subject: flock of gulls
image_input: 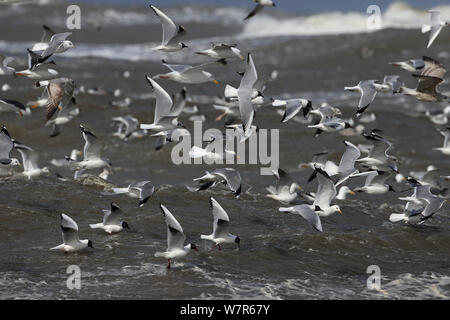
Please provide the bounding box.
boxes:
[0,2,449,270]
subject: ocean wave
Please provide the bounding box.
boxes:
[239,2,450,38]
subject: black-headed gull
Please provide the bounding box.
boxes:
[196,43,244,60]
[238,53,258,137]
[0,125,20,168]
[352,170,395,195]
[0,54,15,75]
[50,213,93,253]
[188,168,242,198]
[201,197,240,250]
[312,167,342,217]
[344,80,385,116]
[279,204,323,232]
[66,125,111,172]
[153,59,222,84]
[244,0,276,20]
[149,5,187,52]
[140,76,182,132]
[13,141,49,179]
[89,202,129,234]
[433,127,450,155]
[266,168,302,204]
[109,180,156,207]
[422,10,448,49]
[154,204,197,269]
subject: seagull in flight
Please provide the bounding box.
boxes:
[0,125,20,168]
[279,204,323,232]
[432,127,450,155]
[238,53,258,138]
[244,0,276,21]
[188,168,242,198]
[0,54,15,76]
[149,5,188,52]
[13,141,49,179]
[399,56,449,103]
[201,197,240,250]
[422,10,448,49]
[154,204,198,269]
[50,213,93,253]
[266,168,302,204]
[196,43,244,61]
[140,76,183,132]
[344,80,386,116]
[108,180,156,207]
[89,202,129,234]
[153,59,222,84]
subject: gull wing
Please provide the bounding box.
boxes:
[41,32,72,57]
[46,79,75,121]
[103,202,122,226]
[145,76,173,123]
[160,204,186,251]
[291,205,323,232]
[357,81,378,113]
[212,168,242,197]
[150,5,182,46]
[61,213,80,245]
[338,141,360,177]
[0,125,13,163]
[40,25,56,43]
[161,60,192,73]
[14,143,39,171]
[80,125,102,160]
[209,197,231,238]
[238,53,257,135]
[244,4,263,20]
[313,167,337,209]
[438,128,449,148]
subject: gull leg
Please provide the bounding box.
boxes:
[218,244,222,251]
[167,259,171,269]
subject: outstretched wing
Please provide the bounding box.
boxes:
[160,204,185,251]
[209,197,231,238]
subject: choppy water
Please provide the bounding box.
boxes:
[0,1,449,299]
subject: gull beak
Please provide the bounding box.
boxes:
[215,113,226,121]
[212,79,219,85]
[349,191,356,195]
[338,209,342,214]
[14,72,26,76]
[239,55,244,60]
[30,103,40,109]
[297,185,303,191]
[300,164,311,168]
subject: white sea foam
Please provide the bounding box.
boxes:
[239,2,450,38]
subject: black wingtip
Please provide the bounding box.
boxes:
[111,202,120,211]
[234,185,241,198]
[144,75,154,88]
